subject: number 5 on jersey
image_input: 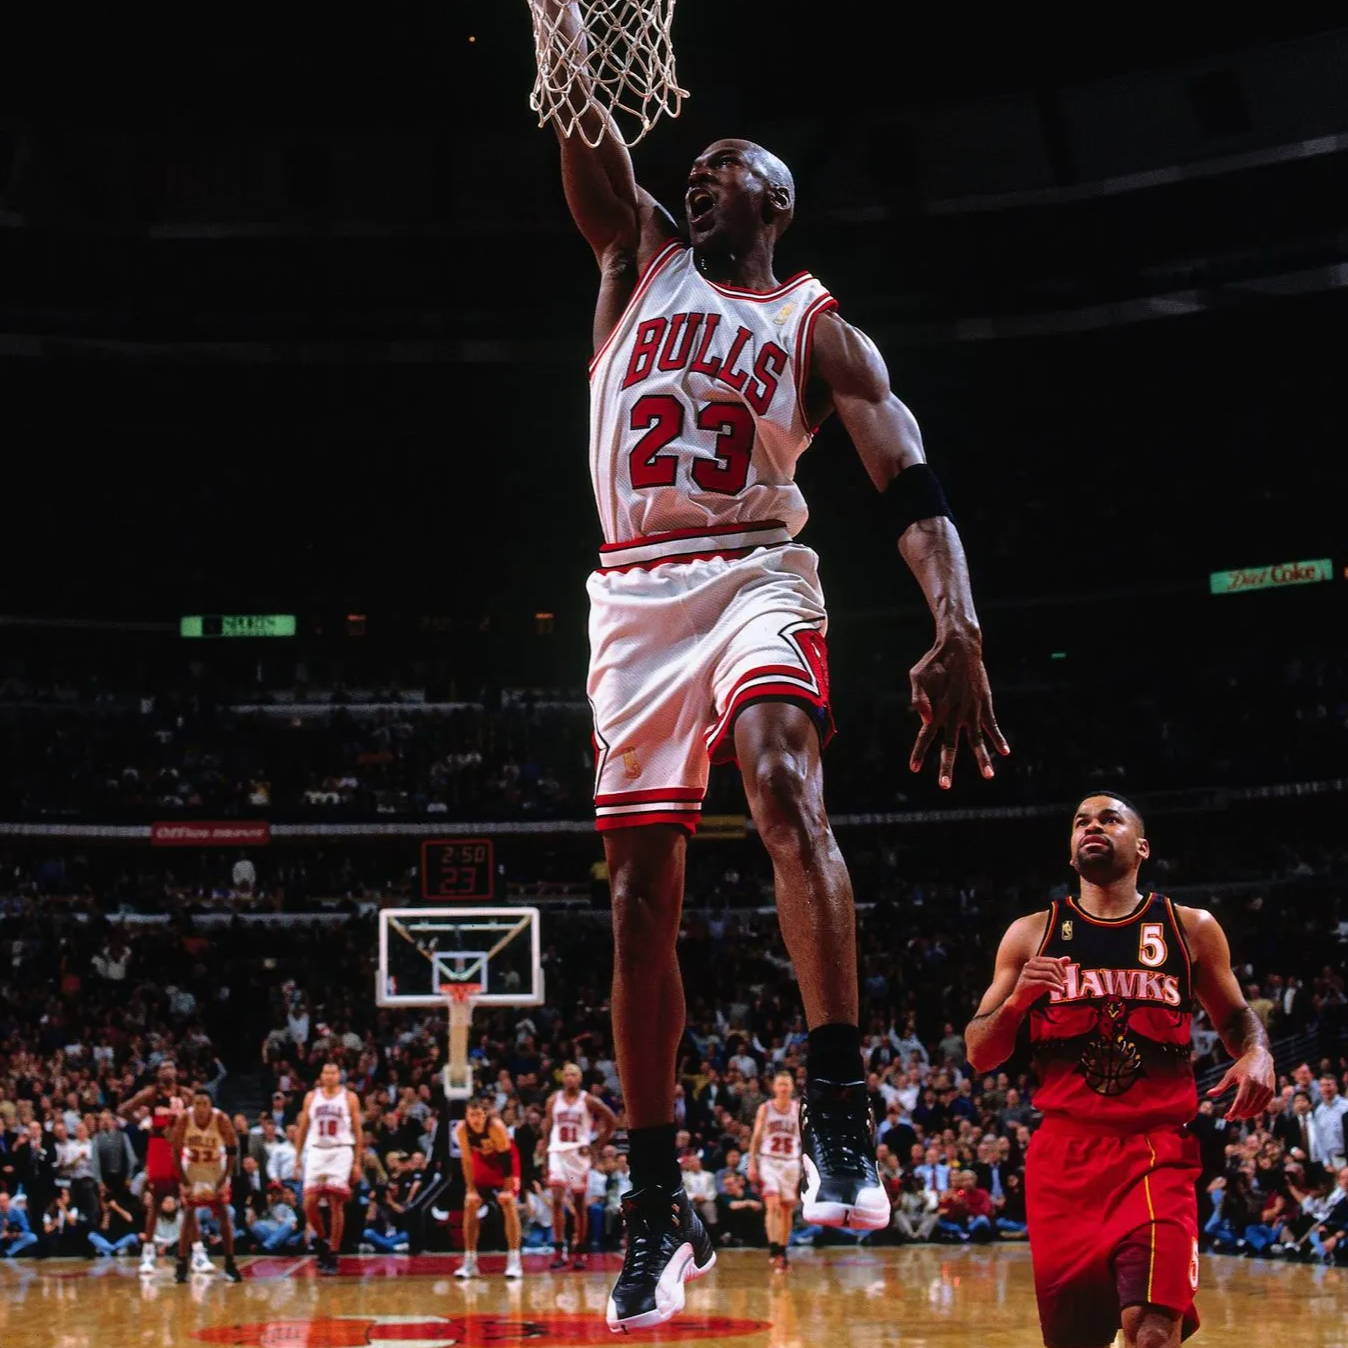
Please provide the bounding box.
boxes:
[630,394,755,496]
[1139,922,1168,968]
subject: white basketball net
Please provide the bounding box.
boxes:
[528,0,687,148]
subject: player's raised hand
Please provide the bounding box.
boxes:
[909,631,1009,789]
[1007,957,1071,1012]
[1205,1048,1276,1120]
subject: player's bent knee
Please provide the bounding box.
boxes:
[750,758,826,848]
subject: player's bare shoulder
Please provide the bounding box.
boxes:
[1001,908,1055,961]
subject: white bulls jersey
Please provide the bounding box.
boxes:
[589,242,837,555]
[309,1089,355,1149]
[759,1099,801,1161]
[548,1091,595,1154]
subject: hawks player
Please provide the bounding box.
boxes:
[169,1088,243,1283]
[295,1062,363,1274]
[749,1071,802,1272]
[966,794,1274,1348]
[118,1059,191,1276]
[454,1098,524,1280]
[544,1064,617,1270]
[531,1,1005,1331]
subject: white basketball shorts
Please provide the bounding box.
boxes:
[587,525,834,835]
[757,1155,802,1202]
[304,1144,354,1196]
[547,1148,591,1192]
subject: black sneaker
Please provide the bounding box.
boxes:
[223,1259,243,1283]
[799,1079,889,1230]
[174,1255,189,1284]
[605,1185,715,1332]
[321,1250,340,1275]
[549,1249,569,1271]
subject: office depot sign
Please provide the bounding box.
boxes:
[151,822,271,847]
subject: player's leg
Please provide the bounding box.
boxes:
[139,1190,158,1273]
[457,1179,482,1277]
[303,1185,328,1266]
[327,1189,348,1265]
[176,1202,196,1282]
[604,824,716,1329]
[549,1177,569,1267]
[570,1185,589,1268]
[502,1189,523,1278]
[215,1200,242,1282]
[734,702,884,1231]
[607,825,687,1149]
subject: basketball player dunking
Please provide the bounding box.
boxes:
[531,1,1006,1330]
[966,794,1275,1348]
[118,1059,190,1277]
[454,1098,524,1280]
[748,1071,803,1273]
[169,1088,243,1283]
[545,1063,617,1270]
[295,1062,364,1275]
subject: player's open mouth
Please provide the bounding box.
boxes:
[689,190,716,222]
[1080,837,1110,851]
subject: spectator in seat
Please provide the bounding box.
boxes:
[1313,1076,1348,1171]
[936,1171,995,1243]
[891,1172,939,1244]
[0,1192,38,1257]
[714,1172,765,1247]
[680,1153,717,1230]
[991,1169,1027,1238]
[89,1188,141,1257]
[248,1184,301,1253]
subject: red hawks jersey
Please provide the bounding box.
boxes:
[588,243,838,548]
[309,1089,355,1149]
[759,1099,801,1160]
[1029,893,1196,1131]
[548,1091,594,1154]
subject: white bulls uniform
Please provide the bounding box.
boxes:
[547,1092,596,1192]
[757,1099,802,1201]
[588,243,838,834]
[304,1089,356,1196]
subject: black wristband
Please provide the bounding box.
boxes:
[882,462,952,536]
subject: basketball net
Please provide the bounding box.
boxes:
[441,982,481,1101]
[528,0,686,148]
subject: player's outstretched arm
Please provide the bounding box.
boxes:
[964,914,1065,1073]
[811,313,1008,788]
[533,1,677,273]
[1182,907,1275,1119]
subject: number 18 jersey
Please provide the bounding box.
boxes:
[588,242,837,550]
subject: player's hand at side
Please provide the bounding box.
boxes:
[1007,957,1070,1012]
[909,631,1009,789]
[747,1158,759,1185]
[1205,1047,1275,1120]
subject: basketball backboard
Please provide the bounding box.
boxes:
[375,906,542,1009]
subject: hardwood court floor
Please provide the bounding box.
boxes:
[10,1243,1346,1347]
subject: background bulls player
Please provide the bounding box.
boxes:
[295,1062,363,1274]
[544,1063,617,1270]
[966,793,1274,1348]
[170,1088,242,1282]
[749,1071,803,1272]
[532,0,1006,1331]
[118,1058,190,1276]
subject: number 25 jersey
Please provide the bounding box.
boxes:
[588,242,837,547]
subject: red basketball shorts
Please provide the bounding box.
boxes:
[587,535,834,835]
[1026,1118,1201,1348]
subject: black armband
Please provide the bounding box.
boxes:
[882,462,952,536]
